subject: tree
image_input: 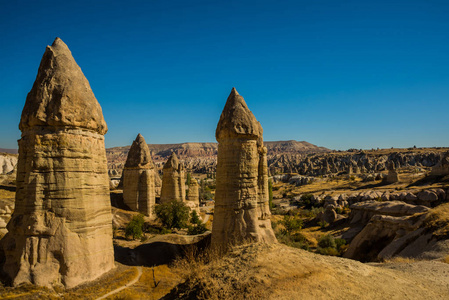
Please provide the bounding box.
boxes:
[125,214,145,240]
[155,200,190,229]
[187,210,207,235]
[268,179,274,210]
[186,172,191,186]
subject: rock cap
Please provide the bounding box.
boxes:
[20,37,107,134]
[216,88,261,141]
[124,133,154,168]
[163,152,179,170]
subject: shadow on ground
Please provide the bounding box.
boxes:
[114,233,211,267]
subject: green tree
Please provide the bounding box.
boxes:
[125,214,145,240]
[281,215,303,234]
[186,172,191,186]
[268,179,274,210]
[187,210,207,235]
[155,200,190,229]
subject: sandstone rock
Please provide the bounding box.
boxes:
[322,206,337,224]
[211,88,276,249]
[160,152,186,203]
[344,213,427,261]
[385,161,399,183]
[122,134,156,217]
[349,200,429,225]
[186,178,200,212]
[1,38,114,288]
[430,151,449,176]
[0,155,18,175]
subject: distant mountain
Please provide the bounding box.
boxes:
[106,140,329,161]
[0,148,18,154]
[264,140,329,154]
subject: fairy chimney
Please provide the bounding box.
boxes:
[211,88,276,249]
[123,133,156,217]
[160,152,185,203]
[1,38,114,288]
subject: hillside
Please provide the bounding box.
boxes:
[164,242,449,299]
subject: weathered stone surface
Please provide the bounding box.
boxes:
[186,178,200,212]
[344,213,427,262]
[431,151,449,176]
[385,161,399,183]
[123,134,156,217]
[1,38,114,288]
[349,200,429,225]
[160,153,185,203]
[212,88,276,249]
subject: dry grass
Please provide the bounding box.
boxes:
[382,257,418,264]
[112,265,183,300]
[442,255,449,264]
[424,203,449,237]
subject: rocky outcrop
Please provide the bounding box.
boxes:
[0,155,17,175]
[1,38,114,288]
[186,178,200,212]
[160,153,185,203]
[348,201,430,225]
[431,151,449,176]
[344,213,428,262]
[123,134,156,217]
[211,88,276,249]
[384,161,399,183]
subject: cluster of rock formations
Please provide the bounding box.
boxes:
[268,150,444,176]
[123,134,156,217]
[292,187,449,262]
[1,38,114,288]
[211,88,276,249]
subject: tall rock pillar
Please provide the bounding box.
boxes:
[123,133,156,217]
[211,88,276,249]
[160,153,185,203]
[1,38,114,288]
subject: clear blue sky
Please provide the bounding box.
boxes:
[1,0,448,150]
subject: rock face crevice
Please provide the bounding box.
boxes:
[211,88,276,249]
[123,133,156,217]
[1,38,114,288]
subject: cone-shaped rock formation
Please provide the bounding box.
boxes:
[123,133,156,217]
[212,88,276,249]
[186,178,200,212]
[160,152,186,203]
[1,38,114,288]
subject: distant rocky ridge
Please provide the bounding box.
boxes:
[106,140,329,176]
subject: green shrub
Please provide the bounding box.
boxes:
[318,234,336,249]
[190,210,201,225]
[281,215,303,234]
[276,231,309,250]
[316,247,339,256]
[318,220,328,229]
[268,179,274,210]
[335,238,347,250]
[187,223,208,235]
[125,214,145,240]
[155,200,190,229]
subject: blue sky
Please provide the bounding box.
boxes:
[0,0,448,150]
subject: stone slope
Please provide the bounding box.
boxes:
[164,242,449,299]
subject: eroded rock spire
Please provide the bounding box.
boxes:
[123,133,156,216]
[2,38,114,288]
[212,88,276,249]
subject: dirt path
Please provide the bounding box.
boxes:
[95,266,142,300]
